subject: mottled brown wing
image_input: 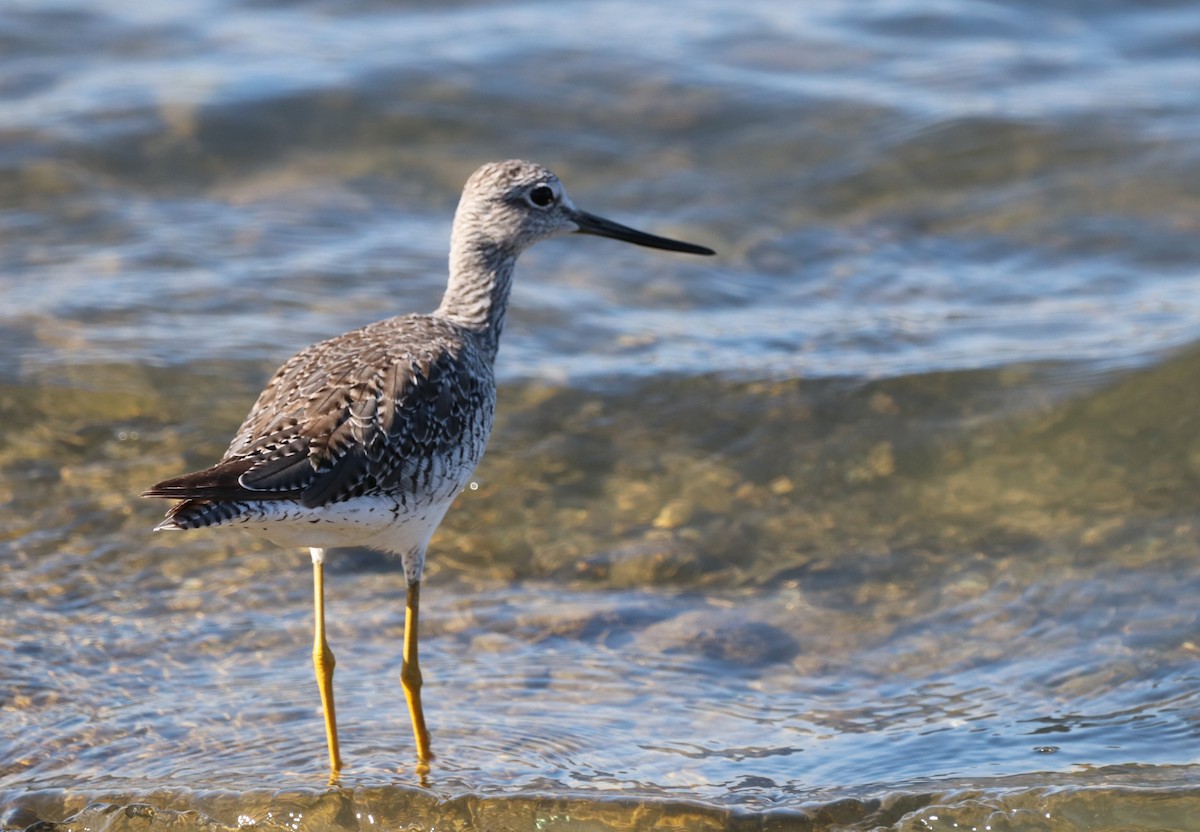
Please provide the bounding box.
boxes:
[144,315,487,509]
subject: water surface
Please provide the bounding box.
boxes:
[3,0,1200,830]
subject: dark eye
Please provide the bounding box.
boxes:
[528,185,555,207]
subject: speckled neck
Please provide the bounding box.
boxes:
[435,223,518,362]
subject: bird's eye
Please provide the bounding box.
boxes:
[528,185,556,208]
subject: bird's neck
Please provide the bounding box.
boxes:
[435,232,517,361]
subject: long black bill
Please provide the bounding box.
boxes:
[574,210,715,256]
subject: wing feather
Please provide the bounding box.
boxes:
[143,315,494,511]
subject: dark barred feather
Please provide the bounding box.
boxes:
[143,315,494,523]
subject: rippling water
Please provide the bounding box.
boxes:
[4,0,1200,830]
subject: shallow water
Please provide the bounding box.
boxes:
[4,0,1200,830]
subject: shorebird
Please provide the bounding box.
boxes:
[142,159,714,776]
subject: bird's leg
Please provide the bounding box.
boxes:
[401,579,433,765]
[310,547,343,776]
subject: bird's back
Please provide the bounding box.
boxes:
[146,313,497,537]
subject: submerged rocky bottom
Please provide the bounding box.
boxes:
[8,778,1200,832]
[4,347,1200,830]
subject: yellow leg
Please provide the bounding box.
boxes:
[401,580,433,764]
[311,548,343,776]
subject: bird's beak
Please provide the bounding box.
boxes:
[573,210,715,256]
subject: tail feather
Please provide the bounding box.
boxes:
[153,497,256,530]
[142,457,287,502]
[144,457,296,531]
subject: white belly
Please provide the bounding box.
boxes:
[223,494,457,582]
